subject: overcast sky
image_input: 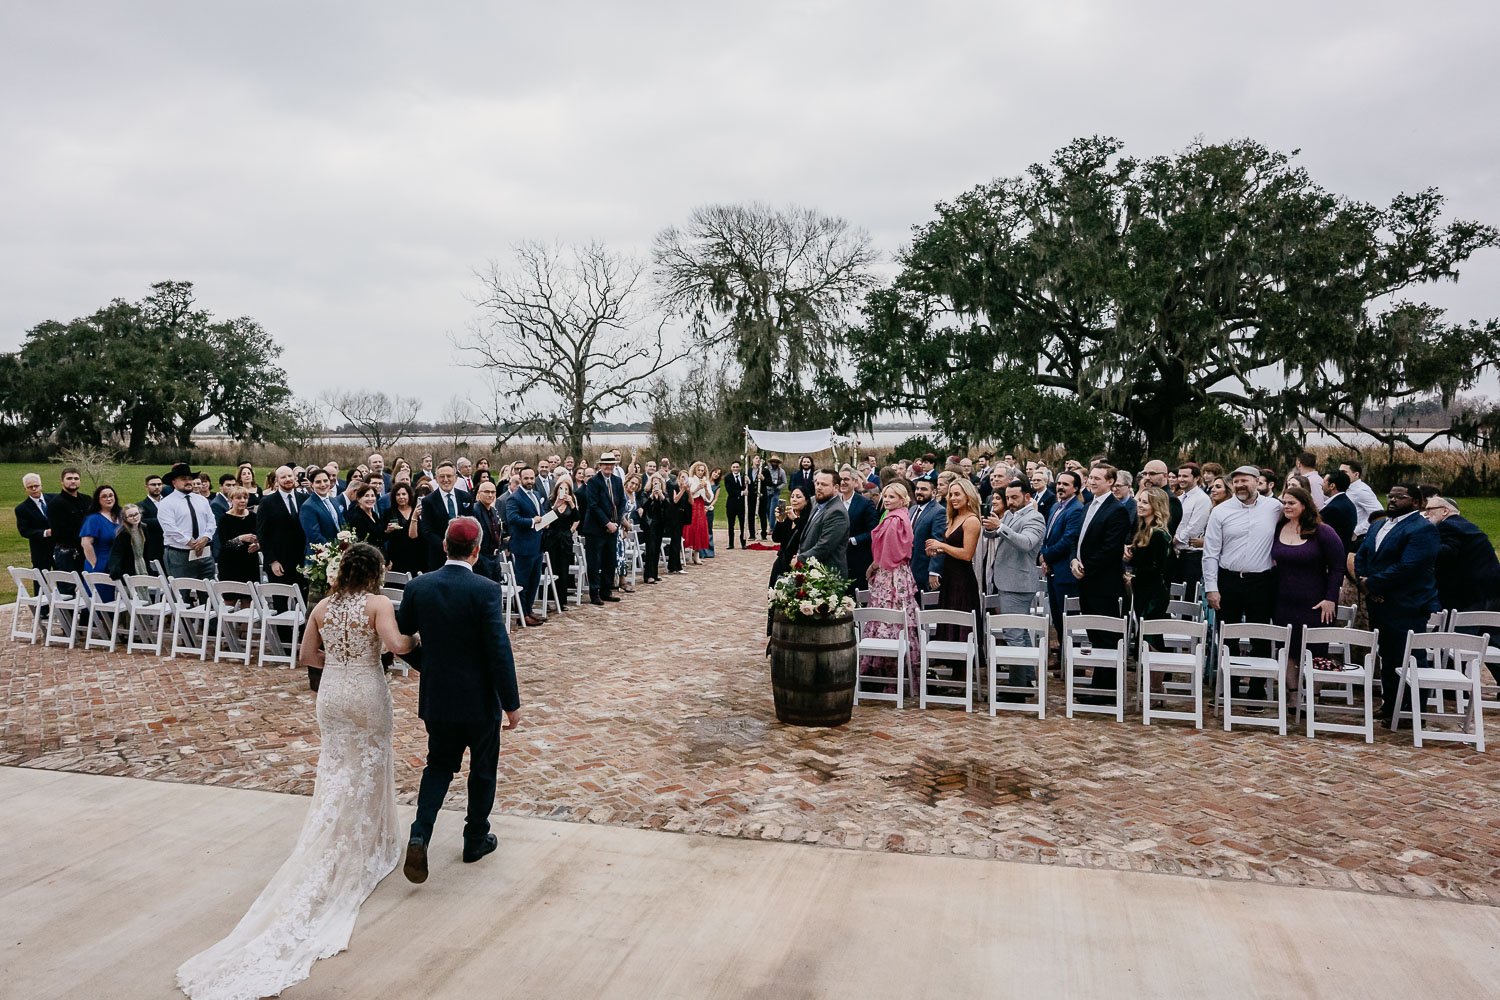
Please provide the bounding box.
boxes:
[3,1,1497,421]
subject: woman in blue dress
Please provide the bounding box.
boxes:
[80,483,122,601]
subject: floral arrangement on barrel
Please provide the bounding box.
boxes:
[767,558,856,621]
[301,528,359,599]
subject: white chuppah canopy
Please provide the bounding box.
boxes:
[744,427,836,454]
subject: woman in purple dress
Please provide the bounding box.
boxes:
[1271,485,1345,691]
[860,482,921,694]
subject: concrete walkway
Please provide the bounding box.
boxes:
[3,767,1498,999]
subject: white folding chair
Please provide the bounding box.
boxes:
[1214,622,1294,735]
[570,537,588,603]
[1139,618,1207,728]
[169,579,216,660]
[984,612,1048,718]
[917,609,976,711]
[623,528,643,586]
[854,588,873,608]
[124,574,172,655]
[8,566,48,643]
[498,560,528,629]
[42,570,86,649]
[1063,614,1129,721]
[256,582,306,668]
[81,571,128,652]
[1448,610,1500,718]
[211,580,260,664]
[1391,631,1487,751]
[853,608,908,708]
[538,552,563,617]
[1298,626,1377,743]
[383,569,411,589]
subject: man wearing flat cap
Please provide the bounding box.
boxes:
[580,451,627,605]
[1203,464,1283,699]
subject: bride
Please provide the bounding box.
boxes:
[177,543,416,1000]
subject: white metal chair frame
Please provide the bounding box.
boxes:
[1448,610,1500,719]
[256,582,306,668]
[1390,630,1487,751]
[123,574,172,655]
[81,571,129,652]
[1138,618,1207,729]
[1298,626,1378,743]
[917,608,976,711]
[984,612,1048,718]
[1214,622,1294,735]
[169,579,217,660]
[853,608,908,709]
[1062,614,1129,721]
[8,566,48,643]
[211,580,260,664]
[42,570,86,649]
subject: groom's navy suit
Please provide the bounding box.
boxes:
[398,560,520,850]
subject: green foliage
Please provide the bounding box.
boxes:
[839,137,1500,468]
[1,281,296,457]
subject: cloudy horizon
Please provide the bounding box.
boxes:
[3,1,1497,425]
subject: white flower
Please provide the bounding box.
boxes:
[799,601,815,616]
[842,597,856,612]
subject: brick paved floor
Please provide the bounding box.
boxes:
[4,536,1500,905]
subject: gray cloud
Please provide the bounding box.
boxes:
[2,0,1497,414]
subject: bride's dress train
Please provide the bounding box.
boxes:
[177,593,401,1000]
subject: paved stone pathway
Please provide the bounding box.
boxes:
[3,537,1499,904]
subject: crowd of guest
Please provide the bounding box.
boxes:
[764,448,1500,724]
[13,448,758,631]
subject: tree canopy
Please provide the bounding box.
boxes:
[836,137,1500,465]
[0,281,297,456]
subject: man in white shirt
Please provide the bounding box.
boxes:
[1203,464,1282,697]
[1174,463,1213,598]
[158,463,217,580]
[1294,450,1327,508]
[1339,459,1383,541]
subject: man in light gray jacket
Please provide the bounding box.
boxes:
[797,469,850,579]
[982,478,1046,650]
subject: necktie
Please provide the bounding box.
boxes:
[188,497,200,539]
[37,496,46,516]
[446,492,457,519]
[325,497,337,525]
[286,491,296,515]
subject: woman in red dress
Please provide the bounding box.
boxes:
[682,460,712,563]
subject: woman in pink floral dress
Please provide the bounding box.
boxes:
[860,482,921,694]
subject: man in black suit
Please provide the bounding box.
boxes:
[723,460,748,548]
[839,466,879,590]
[256,465,311,681]
[1070,463,1133,692]
[15,473,53,573]
[1320,470,1358,554]
[788,456,816,499]
[211,474,236,520]
[1428,496,1500,623]
[398,517,520,882]
[419,461,472,571]
[138,473,166,527]
[470,480,504,583]
[580,451,627,605]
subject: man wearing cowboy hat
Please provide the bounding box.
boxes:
[580,451,627,605]
[760,455,787,540]
[159,462,217,580]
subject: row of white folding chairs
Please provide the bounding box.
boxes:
[9,565,309,668]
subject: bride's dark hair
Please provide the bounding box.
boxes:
[333,542,385,595]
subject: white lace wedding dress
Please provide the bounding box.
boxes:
[177,593,401,1000]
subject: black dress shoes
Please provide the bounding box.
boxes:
[403,839,428,883]
[463,833,498,864]
[603,595,621,603]
[590,596,605,606]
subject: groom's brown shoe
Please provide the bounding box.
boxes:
[404,839,429,884]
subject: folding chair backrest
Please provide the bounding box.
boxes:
[1166,599,1202,621]
[171,579,215,607]
[1449,610,1500,632]
[9,566,44,597]
[124,574,165,602]
[43,570,83,598]
[854,588,872,607]
[384,570,411,588]
[1064,614,1128,645]
[1063,595,1081,614]
[1302,626,1376,659]
[81,571,119,600]
[211,580,258,605]
[918,608,976,633]
[1427,610,1450,631]
[919,591,940,610]
[1139,618,1207,642]
[985,612,1047,639]
[255,582,306,614]
[854,607,906,629]
[381,586,404,605]
[1334,604,1356,628]
[1405,630,1486,664]
[1219,622,1292,646]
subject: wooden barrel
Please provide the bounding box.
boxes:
[769,614,857,727]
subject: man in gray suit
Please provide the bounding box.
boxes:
[796,469,850,579]
[982,478,1045,653]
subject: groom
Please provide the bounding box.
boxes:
[397,516,521,883]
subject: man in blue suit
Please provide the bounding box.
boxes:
[840,467,879,590]
[1355,482,1441,727]
[1040,469,1086,649]
[505,465,548,626]
[909,478,947,592]
[298,467,344,557]
[399,517,520,882]
[580,451,627,605]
